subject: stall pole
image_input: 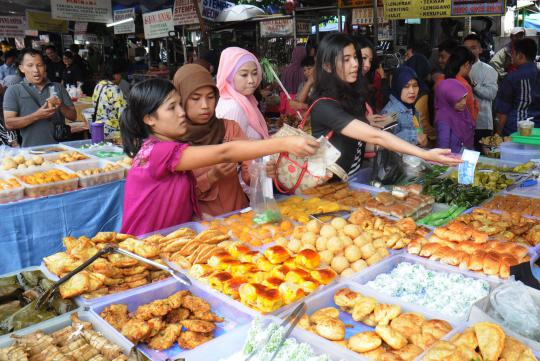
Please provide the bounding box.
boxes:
[192,0,209,47]
[372,0,379,43]
[338,8,342,32]
[316,16,320,44]
[182,26,188,65]
[293,10,297,44]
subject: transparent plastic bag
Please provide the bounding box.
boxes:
[249,159,282,225]
[488,280,540,342]
[402,155,425,179]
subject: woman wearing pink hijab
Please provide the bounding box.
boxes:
[216,47,269,140]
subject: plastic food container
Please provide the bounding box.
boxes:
[0,310,133,356]
[0,174,24,204]
[519,120,535,136]
[10,165,79,198]
[350,253,500,324]
[42,150,91,164]
[63,159,124,188]
[61,139,93,148]
[26,144,72,154]
[138,221,206,238]
[81,145,125,159]
[185,315,359,361]
[294,282,461,360]
[91,278,257,361]
[500,142,540,163]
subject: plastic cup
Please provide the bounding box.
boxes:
[518,120,534,136]
[91,122,105,144]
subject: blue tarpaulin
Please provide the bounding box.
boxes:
[524,13,540,32]
[0,181,124,274]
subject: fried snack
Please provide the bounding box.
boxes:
[181,320,216,333]
[145,318,166,339]
[314,317,345,341]
[334,287,362,311]
[393,344,423,361]
[348,331,382,352]
[474,322,505,361]
[360,346,386,360]
[44,252,83,276]
[147,324,182,351]
[177,331,214,350]
[121,319,151,343]
[309,307,340,324]
[422,319,452,340]
[374,304,401,326]
[59,271,90,298]
[375,325,408,350]
[449,327,478,350]
[165,308,191,323]
[410,332,437,350]
[99,304,129,331]
[352,296,377,321]
[182,295,211,313]
[501,336,538,361]
[390,313,424,338]
[107,254,139,268]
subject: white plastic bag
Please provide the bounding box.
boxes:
[249,158,282,225]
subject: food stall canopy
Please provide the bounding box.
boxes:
[524,13,540,32]
[215,5,266,22]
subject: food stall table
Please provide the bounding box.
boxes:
[0,180,124,274]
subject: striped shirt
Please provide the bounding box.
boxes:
[496,62,540,135]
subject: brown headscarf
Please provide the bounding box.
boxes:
[173,64,225,145]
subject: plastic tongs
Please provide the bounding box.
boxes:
[36,244,191,309]
[244,302,307,361]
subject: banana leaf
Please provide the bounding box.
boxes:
[0,300,56,335]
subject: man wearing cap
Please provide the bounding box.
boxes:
[490,27,525,80]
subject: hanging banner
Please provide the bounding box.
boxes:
[74,22,88,35]
[173,0,199,25]
[143,9,174,40]
[0,16,25,38]
[384,0,505,20]
[26,10,69,33]
[260,18,294,38]
[114,8,135,34]
[338,0,382,9]
[75,33,101,43]
[352,7,385,25]
[201,0,234,21]
[451,0,505,16]
[63,34,74,47]
[50,0,112,23]
[296,21,311,36]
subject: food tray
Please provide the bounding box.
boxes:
[294,281,462,361]
[26,143,72,154]
[81,145,125,159]
[10,165,79,198]
[63,159,124,188]
[61,139,93,149]
[511,128,540,146]
[350,253,500,324]
[184,315,358,361]
[349,181,384,194]
[138,221,207,238]
[0,173,24,204]
[0,310,133,356]
[41,150,91,164]
[91,277,256,361]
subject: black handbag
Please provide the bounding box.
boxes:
[20,82,71,142]
[371,148,405,185]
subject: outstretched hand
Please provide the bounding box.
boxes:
[286,136,320,158]
[424,148,463,166]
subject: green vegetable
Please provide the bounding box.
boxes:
[422,178,492,208]
[418,205,468,227]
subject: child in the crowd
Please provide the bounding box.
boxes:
[381,66,427,147]
[173,64,250,217]
[435,78,475,153]
[120,78,318,235]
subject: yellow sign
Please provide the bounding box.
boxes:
[384,0,505,20]
[338,0,382,9]
[26,10,68,33]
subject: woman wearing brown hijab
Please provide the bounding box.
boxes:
[173,64,250,216]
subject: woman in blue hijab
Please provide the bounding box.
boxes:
[381,66,428,146]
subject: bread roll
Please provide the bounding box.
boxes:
[310,268,337,285]
[310,307,340,324]
[468,251,486,271]
[375,325,407,350]
[351,296,377,321]
[208,271,233,291]
[483,251,501,276]
[390,312,424,338]
[264,245,291,264]
[294,249,320,270]
[393,344,423,361]
[315,317,345,341]
[278,282,305,304]
[374,304,401,326]
[334,287,361,310]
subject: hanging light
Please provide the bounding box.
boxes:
[106,18,134,27]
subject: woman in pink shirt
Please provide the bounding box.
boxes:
[120,78,318,235]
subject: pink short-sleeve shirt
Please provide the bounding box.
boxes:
[121,137,200,236]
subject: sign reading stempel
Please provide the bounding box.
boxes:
[201,0,234,21]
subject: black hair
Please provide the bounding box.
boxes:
[445,46,476,79]
[463,33,482,46]
[312,33,368,118]
[354,36,376,81]
[438,39,459,54]
[514,38,538,62]
[63,51,74,59]
[301,56,315,68]
[120,78,176,157]
[104,61,125,81]
[69,44,79,53]
[44,45,57,52]
[17,48,42,66]
[4,49,17,60]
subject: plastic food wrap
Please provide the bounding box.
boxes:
[488,280,540,342]
[250,160,282,225]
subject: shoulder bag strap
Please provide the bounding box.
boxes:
[19,82,45,110]
[299,97,337,139]
[92,82,108,123]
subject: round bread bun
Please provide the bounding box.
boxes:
[348,331,382,352]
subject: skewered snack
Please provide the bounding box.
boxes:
[0,313,128,360]
[0,270,76,336]
[300,288,452,360]
[422,322,536,361]
[200,211,294,247]
[100,290,223,351]
[190,242,336,313]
